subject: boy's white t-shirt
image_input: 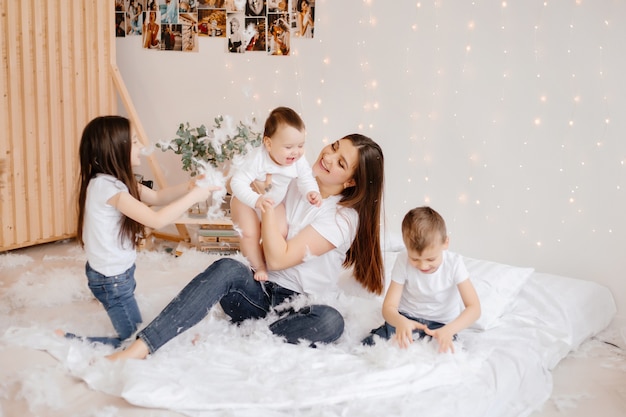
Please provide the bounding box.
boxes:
[83,174,136,276]
[392,250,468,323]
[268,182,357,297]
[230,146,319,209]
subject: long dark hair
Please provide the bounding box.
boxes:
[76,116,143,248]
[339,134,385,295]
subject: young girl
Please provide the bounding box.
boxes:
[107,133,385,361]
[230,107,321,281]
[58,115,217,348]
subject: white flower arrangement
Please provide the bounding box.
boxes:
[157,115,263,219]
[157,115,263,177]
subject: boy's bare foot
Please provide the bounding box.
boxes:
[106,339,150,361]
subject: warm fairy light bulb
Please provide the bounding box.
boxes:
[322,117,329,124]
[468,21,475,30]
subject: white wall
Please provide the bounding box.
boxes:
[118,0,626,315]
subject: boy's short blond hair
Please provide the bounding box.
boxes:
[401,206,447,253]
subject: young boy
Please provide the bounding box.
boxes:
[230,107,321,282]
[363,206,481,353]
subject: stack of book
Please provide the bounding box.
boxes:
[196,220,240,254]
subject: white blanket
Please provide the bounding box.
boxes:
[0,244,616,417]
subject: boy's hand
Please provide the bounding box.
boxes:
[307,191,322,207]
[392,319,427,349]
[424,326,455,353]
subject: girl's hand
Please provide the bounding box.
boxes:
[190,184,220,203]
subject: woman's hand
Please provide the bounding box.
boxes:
[252,173,273,195]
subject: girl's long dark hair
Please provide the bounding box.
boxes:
[339,134,385,295]
[76,116,143,248]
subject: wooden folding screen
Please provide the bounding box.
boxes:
[0,0,116,251]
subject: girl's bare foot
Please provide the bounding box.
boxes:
[106,339,150,361]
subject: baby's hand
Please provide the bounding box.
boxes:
[255,195,275,212]
[307,191,322,207]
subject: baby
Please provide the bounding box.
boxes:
[230,107,321,281]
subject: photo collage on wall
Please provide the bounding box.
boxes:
[114,0,315,55]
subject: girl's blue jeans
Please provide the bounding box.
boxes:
[137,258,345,353]
[67,262,142,348]
[361,312,447,346]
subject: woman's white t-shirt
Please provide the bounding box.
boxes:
[392,250,468,323]
[268,182,358,297]
[83,174,136,276]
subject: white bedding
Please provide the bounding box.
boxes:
[0,243,617,417]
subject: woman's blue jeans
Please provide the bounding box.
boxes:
[67,263,142,348]
[137,258,345,353]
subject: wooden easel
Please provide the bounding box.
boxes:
[110,63,192,242]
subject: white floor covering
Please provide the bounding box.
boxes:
[1,240,624,417]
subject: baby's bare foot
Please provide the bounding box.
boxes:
[254,269,268,281]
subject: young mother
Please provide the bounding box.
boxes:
[108,133,385,360]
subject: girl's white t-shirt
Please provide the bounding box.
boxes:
[83,174,136,276]
[392,250,468,323]
[268,182,358,297]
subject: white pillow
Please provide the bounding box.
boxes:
[463,257,534,330]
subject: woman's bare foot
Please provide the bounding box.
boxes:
[106,339,150,361]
